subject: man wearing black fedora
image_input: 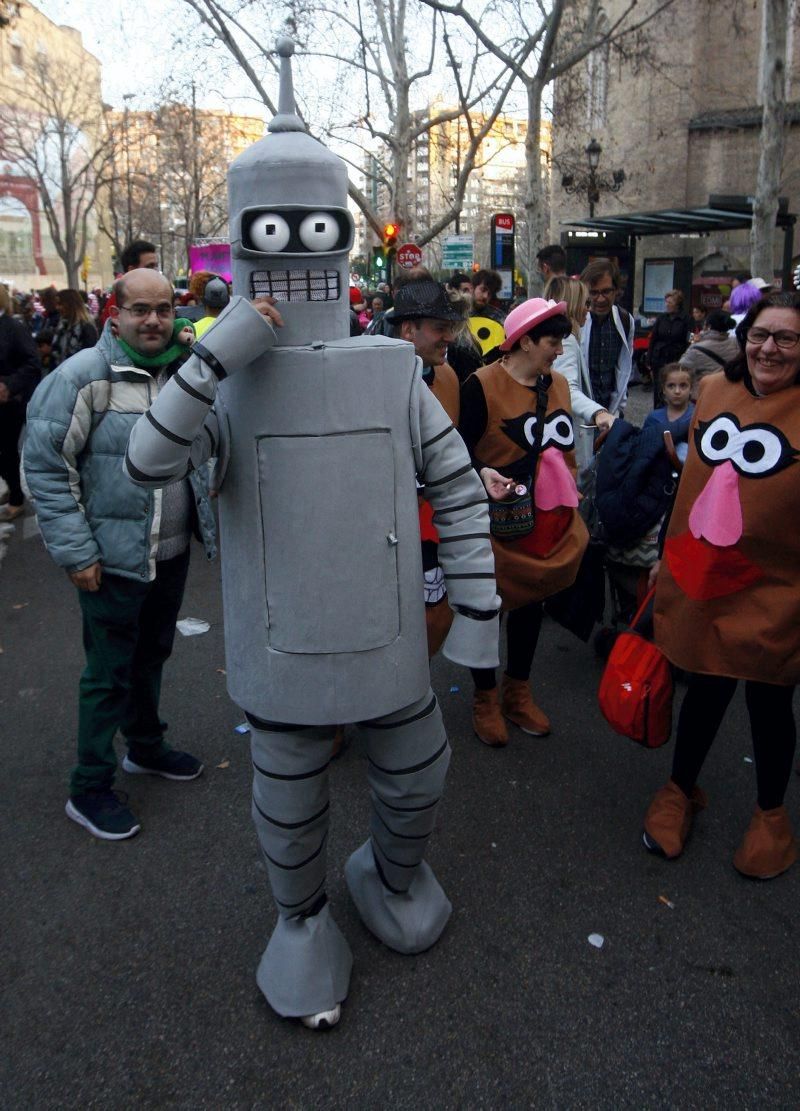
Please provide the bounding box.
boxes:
[385,279,471,656]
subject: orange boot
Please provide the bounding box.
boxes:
[472,689,508,747]
[501,675,551,736]
[642,780,707,859]
[733,806,797,879]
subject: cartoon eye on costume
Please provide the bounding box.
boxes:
[541,409,574,451]
[248,213,291,252]
[522,415,538,446]
[695,413,797,478]
[298,212,340,252]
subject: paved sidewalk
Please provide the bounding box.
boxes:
[2,508,798,1108]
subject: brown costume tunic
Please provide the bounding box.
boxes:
[655,373,800,685]
[470,362,588,611]
[429,361,460,422]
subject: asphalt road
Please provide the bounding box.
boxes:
[2,412,798,1109]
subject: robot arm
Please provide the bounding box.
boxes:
[416,382,500,669]
[125,297,277,487]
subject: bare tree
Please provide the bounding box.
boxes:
[420,0,677,279]
[0,53,114,287]
[179,0,526,247]
[99,86,258,278]
[750,0,793,279]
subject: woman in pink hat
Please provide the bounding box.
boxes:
[458,298,589,746]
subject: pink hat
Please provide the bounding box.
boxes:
[499,298,568,352]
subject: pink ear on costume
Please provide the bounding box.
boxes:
[688,459,743,548]
[534,447,580,511]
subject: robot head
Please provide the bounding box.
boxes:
[227,37,354,345]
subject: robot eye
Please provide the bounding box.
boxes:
[298,212,340,252]
[542,410,574,449]
[248,213,291,252]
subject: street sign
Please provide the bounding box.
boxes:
[491,213,515,273]
[397,242,422,269]
[442,234,474,270]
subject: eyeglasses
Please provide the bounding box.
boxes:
[746,326,800,349]
[589,287,615,299]
[120,303,174,319]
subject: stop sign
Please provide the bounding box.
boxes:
[396,242,422,269]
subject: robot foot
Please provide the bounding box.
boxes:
[256,902,353,1020]
[344,840,452,955]
[301,1004,341,1031]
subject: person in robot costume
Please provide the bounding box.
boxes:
[125,39,500,1030]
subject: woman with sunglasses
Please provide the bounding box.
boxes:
[643,292,800,879]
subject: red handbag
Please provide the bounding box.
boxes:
[597,588,673,748]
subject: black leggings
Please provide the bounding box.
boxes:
[471,600,544,691]
[671,673,797,811]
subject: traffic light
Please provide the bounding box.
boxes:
[383,222,399,250]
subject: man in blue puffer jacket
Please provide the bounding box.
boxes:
[23,269,217,841]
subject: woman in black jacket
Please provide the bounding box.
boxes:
[647,290,690,405]
[52,289,98,368]
[0,284,42,520]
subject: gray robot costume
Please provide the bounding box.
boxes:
[125,39,499,1025]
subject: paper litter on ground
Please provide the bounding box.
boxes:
[588,933,605,949]
[176,618,210,636]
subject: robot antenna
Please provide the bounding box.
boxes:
[269,37,305,134]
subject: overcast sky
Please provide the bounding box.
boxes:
[33,0,269,116]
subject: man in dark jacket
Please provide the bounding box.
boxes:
[0,283,41,520]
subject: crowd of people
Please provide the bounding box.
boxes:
[2,236,799,1025]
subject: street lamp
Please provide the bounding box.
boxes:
[561,138,625,219]
[123,93,135,243]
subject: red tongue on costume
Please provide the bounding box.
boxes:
[668,461,762,599]
[665,531,762,600]
[534,447,579,511]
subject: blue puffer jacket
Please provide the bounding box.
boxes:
[23,324,216,581]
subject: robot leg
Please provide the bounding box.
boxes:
[248,713,352,1019]
[345,688,452,954]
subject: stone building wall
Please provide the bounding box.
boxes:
[550,0,800,303]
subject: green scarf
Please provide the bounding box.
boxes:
[117,318,194,369]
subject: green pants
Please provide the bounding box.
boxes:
[70,548,191,795]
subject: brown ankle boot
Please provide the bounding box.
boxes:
[733,805,797,879]
[472,689,508,747]
[500,675,551,736]
[642,780,707,859]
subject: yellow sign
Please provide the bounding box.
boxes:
[80,254,91,283]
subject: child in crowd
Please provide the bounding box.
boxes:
[36,328,55,375]
[643,363,694,461]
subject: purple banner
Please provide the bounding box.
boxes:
[188,242,232,281]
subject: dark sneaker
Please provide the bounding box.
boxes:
[122,749,203,781]
[66,789,141,840]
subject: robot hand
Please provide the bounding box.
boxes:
[442,603,501,670]
[251,297,285,330]
[193,295,281,379]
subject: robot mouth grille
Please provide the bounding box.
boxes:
[249,270,340,302]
